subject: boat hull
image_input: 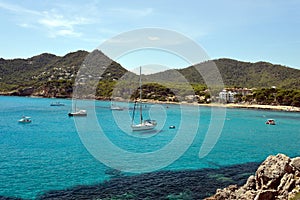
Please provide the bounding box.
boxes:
[50,102,65,106]
[18,117,31,123]
[131,120,157,131]
[131,124,156,131]
[18,120,31,123]
[266,119,276,125]
[68,113,87,117]
[110,106,124,111]
[68,110,87,117]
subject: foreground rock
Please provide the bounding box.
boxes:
[205,154,300,200]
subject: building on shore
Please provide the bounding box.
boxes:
[218,88,252,103]
[219,89,236,103]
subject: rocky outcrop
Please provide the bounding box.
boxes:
[10,87,34,96]
[205,154,300,200]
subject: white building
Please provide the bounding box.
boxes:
[219,89,237,103]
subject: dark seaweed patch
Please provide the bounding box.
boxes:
[35,162,259,200]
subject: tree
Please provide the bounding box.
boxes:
[291,93,300,107]
[234,93,243,103]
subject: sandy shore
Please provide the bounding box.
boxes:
[141,99,300,112]
[197,103,300,112]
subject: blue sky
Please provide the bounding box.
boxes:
[0,0,300,70]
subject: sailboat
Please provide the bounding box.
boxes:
[18,116,32,123]
[110,102,124,111]
[68,99,87,117]
[131,67,157,131]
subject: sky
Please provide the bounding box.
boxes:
[0,0,300,71]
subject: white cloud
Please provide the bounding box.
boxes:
[109,7,153,18]
[37,11,91,37]
[56,29,81,37]
[0,1,40,15]
[39,11,91,28]
[18,23,34,28]
[0,1,91,38]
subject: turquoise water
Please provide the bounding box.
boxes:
[0,96,300,199]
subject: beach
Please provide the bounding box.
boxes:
[207,103,300,112]
[141,99,300,112]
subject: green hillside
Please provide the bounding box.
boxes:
[0,50,127,97]
[214,59,300,89]
[0,50,300,101]
[151,58,300,89]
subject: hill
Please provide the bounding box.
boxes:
[148,58,300,89]
[0,50,300,99]
[0,50,127,97]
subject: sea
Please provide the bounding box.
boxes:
[0,96,300,199]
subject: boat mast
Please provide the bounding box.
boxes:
[139,66,143,124]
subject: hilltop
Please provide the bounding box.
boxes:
[0,50,126,98]
[151,58,300,89]
[0,50,300,99]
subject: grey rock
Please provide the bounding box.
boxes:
[254,190,277,200]
[256,154,291,190]
[243,175,256,190]
[277,173,295,194]
[205,154,300,200]
[291,157,300,171]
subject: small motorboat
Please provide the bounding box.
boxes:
[50,102,65,106]
[169,125,176,129]
[19,116,32,123]
[68,110,87,117]
[266,119,276,125]
[110,105,124,111]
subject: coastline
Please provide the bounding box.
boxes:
[142,99,300,112]
[198,102,300,112]
[1,94,300,112]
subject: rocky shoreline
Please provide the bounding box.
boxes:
[205,154,300,200]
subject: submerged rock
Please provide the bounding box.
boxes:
[205,153,300,200]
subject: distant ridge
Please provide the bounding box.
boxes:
[214,58,300,88]
[149,58,300,89]
[0,50,300,98]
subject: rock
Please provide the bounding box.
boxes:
[218,185,237,198]
[205,154,300,200]
[277,173,295,194]
[291,157,300,171]
[255,154,292,190]
[242,175,256,190]
[254,190,277,200]
[11,87,35,96]
[234,187,257,200]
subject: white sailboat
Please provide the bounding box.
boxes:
[18,116,32,123]
[131,67,157,131]
[110,102,124,111]
[68,109,87,117]
[68,100,87,117]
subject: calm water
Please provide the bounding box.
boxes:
[0,96,300,199]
